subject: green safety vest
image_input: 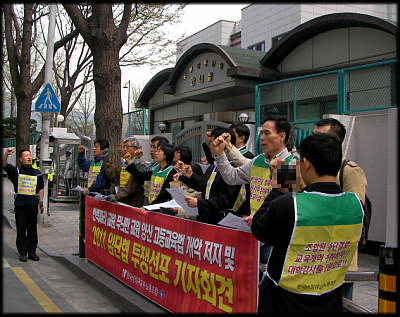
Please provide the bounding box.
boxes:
[148,165,174,204]
[249,154,296,215]
[48,164,54,182]
[273,191,363,295]
[88,159,103,188]
[119,166,131,188]
[206,165,245,212]
[232,185,246,212]
[31,157,40,170]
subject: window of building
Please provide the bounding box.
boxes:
[247,41,265,52]
[271,31,289,46]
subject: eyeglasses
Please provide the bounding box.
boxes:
[123,146,134,149]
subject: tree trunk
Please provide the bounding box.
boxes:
[92,46,123,164]
[15,93,32,165]
[62,3,131,164]
[14,4,35,163]
[11,88,16,117]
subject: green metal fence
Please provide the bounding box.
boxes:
[125,108,147,137]
[2,131,40,148]
[255,59,398,154]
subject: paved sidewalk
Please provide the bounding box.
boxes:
[2,177,380,313]
[2,177,165,314]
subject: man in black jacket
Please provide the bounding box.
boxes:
[177,127,244,224]
[3,148,44,262]
[250,133,363,313]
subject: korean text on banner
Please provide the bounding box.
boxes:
[85,197,259,313]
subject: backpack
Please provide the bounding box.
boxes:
[339,160,371,251]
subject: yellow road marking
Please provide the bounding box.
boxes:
[11,267,62,313]
[3,258,11,268]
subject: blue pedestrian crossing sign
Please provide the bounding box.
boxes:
[35,83,60,112]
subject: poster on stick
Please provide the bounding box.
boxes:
[85,197,259,313]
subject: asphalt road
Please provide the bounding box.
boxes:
[2,223,122,313]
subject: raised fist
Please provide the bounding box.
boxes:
[205,131,213,145]
[123,152,132,165]
[101,148,110,157]
[133,149,143,159]
[5,148,13,156]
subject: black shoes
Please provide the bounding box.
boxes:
[18,252,40,261]
[28,253,40,261]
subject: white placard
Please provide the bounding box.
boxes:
[218,212,252,232]
[166,187,199,216]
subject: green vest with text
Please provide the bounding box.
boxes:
[249,154,295,215]
[87,160,103,188]
[272,191,363,295]
[148,165,174,204]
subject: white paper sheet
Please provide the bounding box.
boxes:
[71,185,83,192]
[93,193,107,201]
[218,212,252,232]
[143,199,182,211]
[166,187,199,216]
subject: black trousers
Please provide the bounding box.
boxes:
[14,205,38,256]
[65,178,72,196]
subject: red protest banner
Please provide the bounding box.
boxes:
[85,197,259,313]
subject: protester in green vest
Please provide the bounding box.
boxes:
[175,127,245,225]
[102,136,144,207]
[251,133,363,313]
[77,139,111,196]
[125,142,177,208]
[211,115,299,265]
[313,117,368,304]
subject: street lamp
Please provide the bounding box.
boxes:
[238,113,249,123]
[56,114,64,127]
[123,80,131,113]
[158,123,166,133]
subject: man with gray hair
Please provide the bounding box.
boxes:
[102,136,144,207]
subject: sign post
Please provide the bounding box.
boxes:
[36,4,56,225]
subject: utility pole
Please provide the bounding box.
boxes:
[38,4,56,225]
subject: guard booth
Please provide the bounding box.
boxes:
[37,127,82,203]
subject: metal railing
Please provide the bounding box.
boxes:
[3,131,40,148]
[343,271,379,314]
[122,109,147,139]
[255,59,398,154]
[174,121,229,163]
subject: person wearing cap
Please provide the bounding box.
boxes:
[102,136,144,207]
[31,148,40,170]
[63,151,73,196]
[47,153,55,212]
